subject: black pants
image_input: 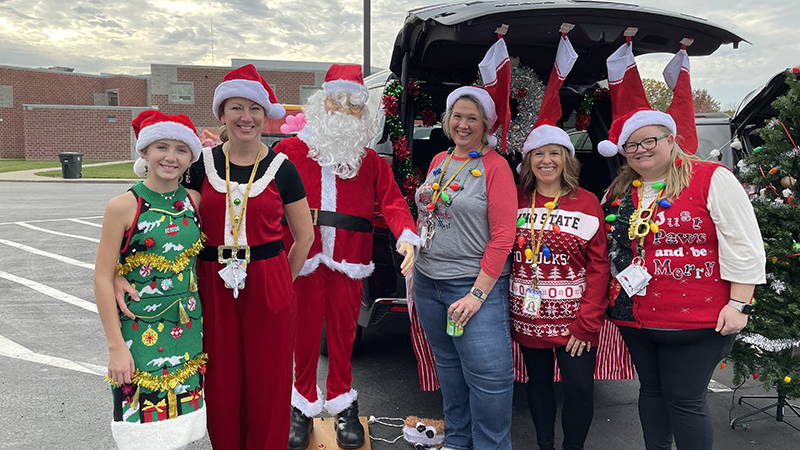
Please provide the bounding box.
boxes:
[618,327,735,450]
[520,345,597,450]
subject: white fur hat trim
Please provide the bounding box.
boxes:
[135,122,202,163]
[213,79,286,120]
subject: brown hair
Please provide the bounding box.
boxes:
[608,125,701,201]
[218,124,229,143]
[441,94,492,142]
[519,145,581,199]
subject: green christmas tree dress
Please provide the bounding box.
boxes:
[107,181,208,450]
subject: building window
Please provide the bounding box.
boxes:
[170,82,194,104]
[107,89,119,106]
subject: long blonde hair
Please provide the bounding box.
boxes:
[519,145,581,199]
[608,126,701,201]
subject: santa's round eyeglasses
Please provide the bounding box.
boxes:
[622,134,670,154]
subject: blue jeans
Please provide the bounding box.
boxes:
[413,269,513,450]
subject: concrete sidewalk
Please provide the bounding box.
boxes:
[0,160,136,183]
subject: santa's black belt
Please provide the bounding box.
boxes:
[308,209,373,232]
[197,240,284,264]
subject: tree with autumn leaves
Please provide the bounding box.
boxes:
[642,78,722,113]
[731,69,800,400]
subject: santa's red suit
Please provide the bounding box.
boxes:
[276,134,419,415]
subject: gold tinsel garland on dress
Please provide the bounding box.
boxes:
[116,234,207,276]
[105,353,208,391]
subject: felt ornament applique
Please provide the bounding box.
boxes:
[139,265,153,277]
[170,325,183,339]
[187,297,196,311]
[165,223,180,236]
[142,327,158,346]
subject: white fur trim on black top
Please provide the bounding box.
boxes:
[323,80,369,97]
[522,124,575,157]
[111,405,206,450]
[292,385,324,417]
[324,388,358,415]
[136,122,202,163]
[213,79,286,120]
[617,110,676,153]
[446,86,497,128]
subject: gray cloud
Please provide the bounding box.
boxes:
[0,0,797,108]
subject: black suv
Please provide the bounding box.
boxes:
[349,0,745,351]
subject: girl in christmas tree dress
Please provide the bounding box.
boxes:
[95,110,207,450]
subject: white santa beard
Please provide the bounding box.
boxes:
[304,102,379,180]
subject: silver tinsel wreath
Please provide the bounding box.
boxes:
[478,58,546,154]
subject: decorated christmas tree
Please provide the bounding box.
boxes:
[732,68,800,399]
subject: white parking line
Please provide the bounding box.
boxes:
[16,222,100,243]
[0,335,106,376]
[0,270,98,313]
[708,379,733,393]
[0,216,103,226]
[0,238,95,270]
[69,218,103,228]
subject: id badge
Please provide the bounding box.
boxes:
[218,258,248,298]
[523,288,543,317]
[615,259,651,297]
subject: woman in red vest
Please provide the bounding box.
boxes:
[600,108,765,450]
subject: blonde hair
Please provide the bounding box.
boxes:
[441,94,491,142]
[608,125,701,201]
[519,145,581,200]
[218,124,229,143]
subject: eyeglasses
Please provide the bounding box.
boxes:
[622,134,670,154]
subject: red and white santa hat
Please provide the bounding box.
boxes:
[519,28,577,172]
[598,35,697,156]
[213,64,286,120]
[132,110,202,162]
[322,64,369,98]
[446,30,512,150]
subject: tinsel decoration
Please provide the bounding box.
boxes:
[106,353,208,391]
[575,88,610,131]
[740,334,800,353]
[382,80,436,218]
[117,234,207,276]
[478,61,546,154]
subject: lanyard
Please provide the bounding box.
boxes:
[529,188,561,288]
[431,144,484,205]
[225,143,265,247]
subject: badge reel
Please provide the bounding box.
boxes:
[218,258,247,298]
[615,256,651,297]
[523,287,543,317]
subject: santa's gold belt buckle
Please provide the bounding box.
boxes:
[217,245,250,264]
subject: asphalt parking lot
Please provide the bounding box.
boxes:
[0,180,797,449]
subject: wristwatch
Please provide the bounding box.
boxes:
[728,299,754,315]
[469,287,488,303]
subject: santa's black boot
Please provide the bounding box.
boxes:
[288,406,313,450]
[335,399,365,449]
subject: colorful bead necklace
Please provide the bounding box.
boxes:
[605,178,672,246]
[427,144,485,212]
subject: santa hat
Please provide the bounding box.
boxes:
[446,85,498,131]
[519,27,577,172]
[132,110,202,163]
[322,64,369,98]
[213,64,285,120]
[598,35,695,156]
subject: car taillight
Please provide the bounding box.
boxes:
[389,306,408,313]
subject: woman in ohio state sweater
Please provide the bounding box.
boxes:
[600,109,765,450]
[510,121,610,450]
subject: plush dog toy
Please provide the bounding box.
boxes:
[403,416,444,449]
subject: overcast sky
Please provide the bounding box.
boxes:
[1,0,797,108]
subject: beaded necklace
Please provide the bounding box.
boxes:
[605,178,672,247]
[527,188,562,289]
[426,144,485,211]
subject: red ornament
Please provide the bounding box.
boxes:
[144,238,155,248]
[553,224,562,234]
[611,199,621,207]
[675,158,683,167]
[173,200,185,210]
[182,217,189,227]
[132,321,139,331]
[158,346,164,352]
[449,183,459,191]
[518,88,527,97]
[150,281,157,289]
[170,325,183,339]
[166,224,180,236]
[605,223,612,231]
[163,368,169,376]
[186,321,192,330]
[517,235,526,248]
[753,372,760,380]
[426,203,435,211]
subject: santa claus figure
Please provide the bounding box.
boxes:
[276,64,419,449]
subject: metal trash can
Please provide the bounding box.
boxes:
[59,152,83,179]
